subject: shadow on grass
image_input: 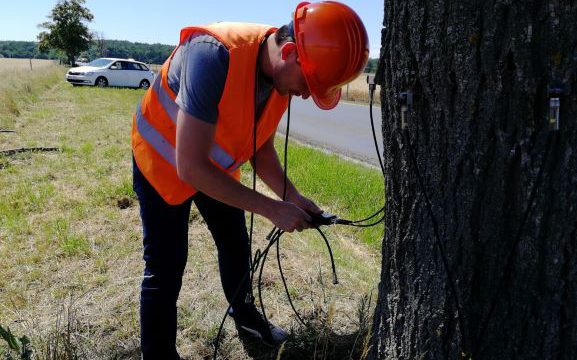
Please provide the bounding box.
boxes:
[234,325,369,360]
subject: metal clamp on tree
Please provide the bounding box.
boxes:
[398,90,413,130]
[548,82,570,131]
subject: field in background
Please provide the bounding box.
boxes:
[148,63,162,73]
[341,73,381,105]
[0,59,63,130]
[0,63,383,359]
[0,58,58,72]
[0,59,378,105]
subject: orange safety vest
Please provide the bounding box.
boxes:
[131,23,288,205]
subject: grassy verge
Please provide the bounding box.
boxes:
[0,67,382,359]
[238,135,385,250]
[274,141,384,249]
[0,61,63,130]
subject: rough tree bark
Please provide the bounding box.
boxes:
[368,1,577,359]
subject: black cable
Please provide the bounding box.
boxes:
[276,238,307,327]
[349,206,385,224]
[369,85,385,176]
[261,95,293,255]
[266,226,338,327]
[246,54,261,303]
[253,96,293,329]
[400,127,470,352]
[269,225,338,324]
[330,86,386,228]
[213,232,283,360]
[474,132,555,355]
[335,205,385,226]
[275,96,308,327]
[345,214,386,228]
[313,225,339,285]
[257,232,273,326]
[282,97,291,201]
[213,48,265,359]
[274,96,337,325]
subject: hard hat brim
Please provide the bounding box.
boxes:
[310,87,341,110]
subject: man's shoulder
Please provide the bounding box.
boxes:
[182,33,228,52]
[172,33,230,72]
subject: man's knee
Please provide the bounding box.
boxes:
[141,265,185,298]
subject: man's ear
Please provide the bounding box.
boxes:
[280,42,297,61]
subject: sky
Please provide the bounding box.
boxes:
[0,0,384,58]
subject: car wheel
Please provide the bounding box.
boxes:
[139,79,150,89]
[95,77,108,87]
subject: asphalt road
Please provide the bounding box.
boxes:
[278,97,383,167]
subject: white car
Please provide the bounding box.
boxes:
[66,58,155,89]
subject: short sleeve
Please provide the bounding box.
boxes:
[173,35,229,124]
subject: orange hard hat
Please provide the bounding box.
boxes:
[293,1,369,110]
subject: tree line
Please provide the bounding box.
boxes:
[364,58,378,74]
[0,40,174,65]
[0,40,378,72]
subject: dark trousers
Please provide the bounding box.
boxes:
[133,160,251,359]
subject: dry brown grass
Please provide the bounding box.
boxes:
[340,73,381,105]
[148,63,162,73]
[0,58,58,73]
[0,68,381,359]
[0,60,63,130]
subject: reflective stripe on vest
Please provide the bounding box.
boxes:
[135,103,175,167]
[150,74,179,124]
[136,103,237,170]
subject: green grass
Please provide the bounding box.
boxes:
[240,140,385,249]
[276,142,384,249]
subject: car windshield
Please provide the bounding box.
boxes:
[87,59,114,68]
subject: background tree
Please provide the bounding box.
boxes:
[369,1,576,359]
[365,58,379,74]
[0,41,58,59]
[37,0,93,66]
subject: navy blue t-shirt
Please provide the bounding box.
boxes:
[167,34,273,124]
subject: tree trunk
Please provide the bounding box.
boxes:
[369,1,577,359]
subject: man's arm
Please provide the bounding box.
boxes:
[251,134,322,215]
[175,110,312,232]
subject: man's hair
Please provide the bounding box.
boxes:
[275,22,295,45]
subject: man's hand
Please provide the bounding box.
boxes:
[268,200,313,232]
[288,193,322,215]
